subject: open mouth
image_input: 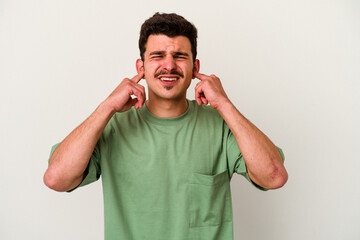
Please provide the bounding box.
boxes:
[158,76,180,85]
[160,77,178,81]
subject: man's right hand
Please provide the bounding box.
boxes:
[104,72,145,113]
[44,71,145,192]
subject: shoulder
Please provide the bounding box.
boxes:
[113,107,140,123]
[102,107,141,138]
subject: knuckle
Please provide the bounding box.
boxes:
[133,88,140,94]
[125,81,134,88]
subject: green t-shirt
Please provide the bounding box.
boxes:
[50,100,284,240]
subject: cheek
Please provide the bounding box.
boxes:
[144,65,161,82]
[145,62,161,75]
[181,63,194,76]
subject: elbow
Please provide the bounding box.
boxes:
[249,165,288,190]
[267,167,288,189]
[43,170,57,191]
[43,170,66,192]
[44,168,82,192]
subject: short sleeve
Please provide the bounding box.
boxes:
[48,142,101,192]
[225,123,285,191]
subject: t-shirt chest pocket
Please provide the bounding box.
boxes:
[188,170,232,228]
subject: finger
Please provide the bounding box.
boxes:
[133,98,141,110]
[194,72,210,81]
[135,91,146,109]
[131,72,145,83]
[195,95,202,105]
[131,81,145,95]
[132,91,144,109]
[201,93,208,105]
[195,84,207,105]
[122,80,145,109]
[195,82,209,105]
[131,87,146,109]
[128,98,139,109]
[198,87,208,105]
[195,91,202,105]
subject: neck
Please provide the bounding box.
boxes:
[146,96,188,118]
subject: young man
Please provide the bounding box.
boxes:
[44,13,287,240]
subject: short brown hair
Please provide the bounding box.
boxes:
[139,12,198,62]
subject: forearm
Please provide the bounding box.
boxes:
[44,102,114,192]
[193,72,287,189]
[218,101,287,189]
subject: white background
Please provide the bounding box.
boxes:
[1,0,359,239]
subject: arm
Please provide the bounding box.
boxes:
[194,72,288,189]
[44,72,145,192]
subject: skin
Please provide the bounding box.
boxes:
[44,34,287,192]
[136,35,199,118]
[193,72,288,188]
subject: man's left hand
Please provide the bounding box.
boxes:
[194,72,230,110]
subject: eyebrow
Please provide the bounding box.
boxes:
[149,51,165,56]
[149,51,190,57]
[173,52,189,57]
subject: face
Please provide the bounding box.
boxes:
[137,34,199,102]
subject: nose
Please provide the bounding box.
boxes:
[163,56,176,71]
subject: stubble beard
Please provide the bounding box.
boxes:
[164,85,174,90]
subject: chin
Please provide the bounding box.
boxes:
[151,90,187,101]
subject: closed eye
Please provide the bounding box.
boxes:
[149,51,165,59]
[151,55,163,59]
[174,52,189,59]
[174,55,187,59]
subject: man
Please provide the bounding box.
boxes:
[44,12,287,240]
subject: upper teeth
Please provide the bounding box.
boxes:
[160,77,177,81]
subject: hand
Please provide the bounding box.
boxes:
[194,72,230,110]
[104,72,145,113]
